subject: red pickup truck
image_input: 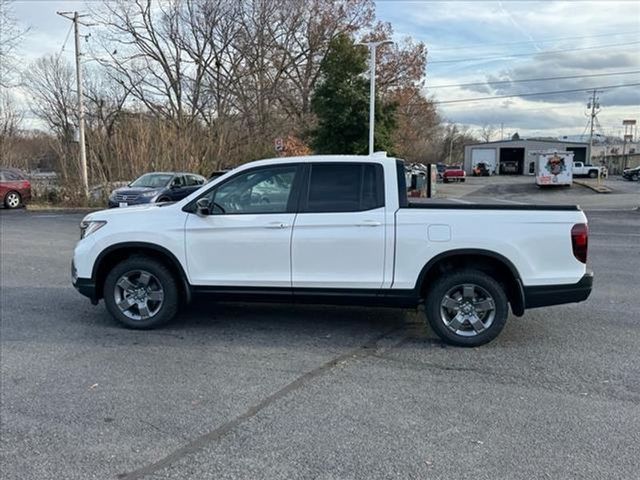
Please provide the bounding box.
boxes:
[443,165,466,183]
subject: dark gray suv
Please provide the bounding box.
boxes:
[108,172,206,208]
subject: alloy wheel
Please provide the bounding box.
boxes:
[6,192,20,208]
[113,270,165,321]
[440,283,496,337]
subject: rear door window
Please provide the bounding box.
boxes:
[303,163,384,213]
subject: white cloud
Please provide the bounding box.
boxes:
[377,0,640,136]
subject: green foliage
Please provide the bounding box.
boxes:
[311,34,397,155]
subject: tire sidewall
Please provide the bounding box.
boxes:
[425,270,508,347]
[103,257,179,329]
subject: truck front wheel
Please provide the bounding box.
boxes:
[589,170,598,178]
[103,256,179,329]
[424,269,508,347]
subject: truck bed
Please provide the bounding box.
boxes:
[405,202,581,211]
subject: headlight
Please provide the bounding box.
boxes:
[80,220,107,239]
[141,191,157,198]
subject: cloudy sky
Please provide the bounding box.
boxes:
[8,0,640,139]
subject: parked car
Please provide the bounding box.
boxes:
[443,165,466,183]
[473,162,491,176]
[73,154,592,347]
[108,172,206,208]
[573,161,607,179]
[622,166,640,181]
[1,168,31,209]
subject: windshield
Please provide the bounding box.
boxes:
[130,173,173,188]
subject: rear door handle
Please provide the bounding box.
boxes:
[265,222,290,229]
[357,220,382,227]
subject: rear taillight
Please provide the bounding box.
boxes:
[571,223,588,264]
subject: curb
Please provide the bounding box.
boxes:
[26,207,101,214]
[572,180,612,193]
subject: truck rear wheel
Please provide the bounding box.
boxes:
[103,256,179,329]
[424,269,508,347]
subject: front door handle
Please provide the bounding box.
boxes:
[357,220,382,227]
[265,222,290,229]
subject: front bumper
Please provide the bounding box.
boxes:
[72,260,98,304]
[108,196,156,208]
[523,272,593,309]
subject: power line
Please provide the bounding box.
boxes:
[433,82,640,105]
[55,22,74,63]
[429,41,640,64]
[428,70,640,89]
[430,30,640,51]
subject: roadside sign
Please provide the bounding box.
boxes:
[622,119,636,125]
[274,137,284,152]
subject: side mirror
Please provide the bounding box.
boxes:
[196,197,210,216]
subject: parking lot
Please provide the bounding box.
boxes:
[1,195,640,479]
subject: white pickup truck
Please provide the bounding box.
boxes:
[72,154,593,346]
[573,161,607,178]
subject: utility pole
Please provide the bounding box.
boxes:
[587,89,601,163]
[57,11,89,200]
[357,40,393,155]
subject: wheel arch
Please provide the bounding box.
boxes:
[92,242,191,303]
[415,249,525,316]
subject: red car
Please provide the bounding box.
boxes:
[1,168,31,209]
[443,165,466,183]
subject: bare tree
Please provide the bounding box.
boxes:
[0,90,23,166]
[24,56,77,142]
[480,124,496,143]
[0,0,29,87]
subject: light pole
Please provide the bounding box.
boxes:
[357,40,393,155]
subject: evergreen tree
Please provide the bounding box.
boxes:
[311,34,396,155]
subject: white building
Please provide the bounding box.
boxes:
[463,139,591,175]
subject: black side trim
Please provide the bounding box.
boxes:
[191,286,421,308]
[524,272,593,308]
[405,202,581,211]
[396,160,409,208]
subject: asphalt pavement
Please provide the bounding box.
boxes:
[1,207,639,480]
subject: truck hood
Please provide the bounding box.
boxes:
[84,203,166,222]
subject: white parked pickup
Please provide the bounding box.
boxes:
[73,154,593,346]
[573,161,607,178]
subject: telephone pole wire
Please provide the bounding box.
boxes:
[57,11,89,200]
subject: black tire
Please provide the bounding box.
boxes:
[103,256,179,329]
[443,178,449,183]
[424,269,508,347]
[631,174,639,182]
[460,178,466,182]
[4,191,21,209]
[588,170,598,178]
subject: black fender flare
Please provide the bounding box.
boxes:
[92,242,192,303]
[414,248,525,317]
